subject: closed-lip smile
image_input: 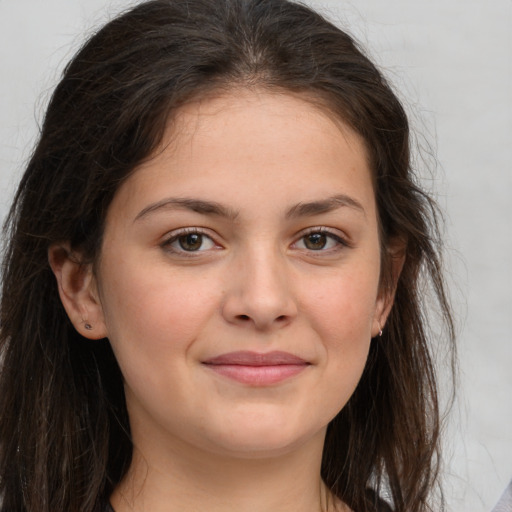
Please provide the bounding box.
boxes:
[202,351,310,386]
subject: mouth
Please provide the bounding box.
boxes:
[201,351,310,386]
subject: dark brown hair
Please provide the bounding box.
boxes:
[0,1,455,511]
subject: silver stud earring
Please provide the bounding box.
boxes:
[84,323,93,331]
[378,322,383,337]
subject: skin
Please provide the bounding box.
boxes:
[50,90,396,512]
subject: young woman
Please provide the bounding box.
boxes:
[0,1,455,511]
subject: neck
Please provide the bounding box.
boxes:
[111,429,345,512]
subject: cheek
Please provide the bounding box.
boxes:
[98,258,222,362]
[97,260,224,418]
[307,270,378,342]
[302,268,378,402]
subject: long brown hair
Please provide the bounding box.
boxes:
[0,1,455,511]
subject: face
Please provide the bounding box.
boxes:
[87,91,388,459]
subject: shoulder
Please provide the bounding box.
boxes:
[375,500,393,512]
[491,479,512,512]
[365,488,394,512]
[337,489,393,512]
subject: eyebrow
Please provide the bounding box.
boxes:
[134,193,365,223]
[134,197,239,222]
[285,194,366,219]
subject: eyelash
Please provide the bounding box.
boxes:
[161,228,218,256]
[160,226,350,256]
[293,227,350,253]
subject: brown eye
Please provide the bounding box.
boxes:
[178,233,204,251]
[293,229,347,252]
[164,231,216,253]
[303,233,328,250]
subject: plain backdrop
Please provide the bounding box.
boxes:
[0,1,511,511]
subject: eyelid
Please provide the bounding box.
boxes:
[160,227,223,255]
[292,226,352,251]
[159,226,351,256]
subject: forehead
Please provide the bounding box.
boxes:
[107,89,376,223]
[165,88,367,158]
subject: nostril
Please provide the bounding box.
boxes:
[237,314,250,321]
[276,315,287,322]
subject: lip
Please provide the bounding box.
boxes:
[202,351,310,386]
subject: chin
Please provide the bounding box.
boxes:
[199,415,327,460]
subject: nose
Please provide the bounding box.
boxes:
[221,247,298,331]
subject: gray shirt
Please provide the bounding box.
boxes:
[492,480,512,512]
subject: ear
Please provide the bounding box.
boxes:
[372,238,406,337]
[48,244,108,340]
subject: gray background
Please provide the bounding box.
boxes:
[0,1,510,510]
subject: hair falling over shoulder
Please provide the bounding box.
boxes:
[0,1,455,511]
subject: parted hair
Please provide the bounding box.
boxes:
[0,1,454,511]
